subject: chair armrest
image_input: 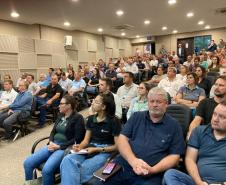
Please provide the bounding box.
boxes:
[31,136,49,154]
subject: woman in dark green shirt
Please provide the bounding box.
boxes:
[23,95,85,185]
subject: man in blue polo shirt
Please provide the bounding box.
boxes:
[94,87,185,185]
[164,101,226,185]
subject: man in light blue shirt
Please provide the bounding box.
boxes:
[68,72,86,96]
[0,80,32,140]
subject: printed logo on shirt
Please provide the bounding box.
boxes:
[101,129,109,133]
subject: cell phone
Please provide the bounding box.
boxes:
[102,162,116,175]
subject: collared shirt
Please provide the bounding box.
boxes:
[105,69,117,79]
[178,85,206,101]
[121,111,185,166]
[0,88,18,107]
[117,83,138,108]
[9,91,33,112]
[188,125,226,184]
[45,83,63,99]
[158,77,184,97]
[28,82,40,95]
[127,97,148,119]
[125,63,139,74]
[71,78,86,90]
[59,78,73,92]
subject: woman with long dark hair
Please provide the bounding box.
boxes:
[60,93,121,185]
[23,95,85,185]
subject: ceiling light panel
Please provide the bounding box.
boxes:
[11,12,20,18]
[187,12,194,17]
[116,10,124,16]
[64,22,71,26]
[168,0,176,5]
[144,20,150,25]
[198,21,204,25]
[162,26,167,30]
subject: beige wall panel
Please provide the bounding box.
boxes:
[132,45,144,55]
[87,39,97,52]
[20,69,37,81]
[96,52,105,61]
[113,49,119,58]
[119,40,126,49]
[97,37,105,52]
[105,48,113,63]
[88,52,96,64]
[0,20,39,39]
[18,38,35,53]
[19,52,36,69]
[35,40,52,54]
[105,36,118,49]
[52,42,65,55]
[0,53,18,68]
[52,54,66,68]
[0,35,18,53]
[78,50,89,63]
[78,38,87,51]
[65,50,78,70]
[119,49,125,58]
[37,54,52,68]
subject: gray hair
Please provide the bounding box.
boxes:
[168,67,177,74]
[148,87,168,103]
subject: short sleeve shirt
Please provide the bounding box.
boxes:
[121,111,185,166]
[86,115,121,145]
[188,125,226,184]
[45,84,63,99]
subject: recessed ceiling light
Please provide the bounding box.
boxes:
[162,26,168,30]
[71,0,79,2]
[168,0,176,5]
[121,32,126,36]
[136,35,140,38]
[97,28,103,32]
[11,11,20,18]
[144,20,150,25]
[205,25,210,29]
[198,21,204,25]
[172,30,178,34]
[187,12,194,17]
[116,10,124,16]
[64,22,71,26]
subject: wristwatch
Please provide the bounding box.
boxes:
[102,147,106,153]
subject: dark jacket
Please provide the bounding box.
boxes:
[49,112,86,150]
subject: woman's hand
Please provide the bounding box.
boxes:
[72,144,81,152]
[48,141,60,151]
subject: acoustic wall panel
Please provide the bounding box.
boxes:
[87,39,97,52]
[65,50,78,68]
[35,40,52,54]
[78,50,88,63]
[37,68,48,80]
[96,52,105,61]
[52,54,66,68]
[119,49,125,57]
[52,42,65,55]
[18,38,35,53]
[37,54,52,68]
[88,52,96,63]
[0,35,18,53]
[0,53,18,68]
[20,69,37,81]
[18,52,36,69]
[113,49,119,58]
[105,36,118,49]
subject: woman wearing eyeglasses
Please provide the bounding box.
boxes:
[23,95,86,185]
[127,82,151,119]
[60,93,121,185]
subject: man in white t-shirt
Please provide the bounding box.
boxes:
[0,80,18,111]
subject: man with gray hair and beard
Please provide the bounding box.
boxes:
[94,87,185,185]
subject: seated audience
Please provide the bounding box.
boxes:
[67,69,74,81]
[46,68,55,83]
[23,95,85,185]
[60,93,121,185]
[125,57,139,75]
[58,72,73,93]
[68,72,86,96]
[105,63,117,82]
[176,65,188,84]
[55,68,63,81]
[86,68,100,95]
[0,80,18,111]
[3,74,12,81]
[127,82,151,119]
[158,67,184,99]
[183,55,193,68]
[208,55,220,72]
[164,101,226,185]
[37,73,49,89]
[187,75,226,139]
[0,80,32,139]
[195,65,211,97]
[175,72,206,108]
[26,74,40,96]
[94,87,185,185]
[189,56,200,72]
[148,66,165,86]
[36,74,63,127]
[16,72,28,88]
[117,72,138,123]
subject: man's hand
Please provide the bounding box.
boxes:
[48,141,60,151]
[46,99,53,105]
[130,158,151,176]
[7,109,14,115]
[85,147,99,154]
[72,144,81,152]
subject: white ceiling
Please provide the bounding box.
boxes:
[0,0,226,38]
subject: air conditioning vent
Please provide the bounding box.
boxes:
[215,7,226,14]
[112,24,134,31]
